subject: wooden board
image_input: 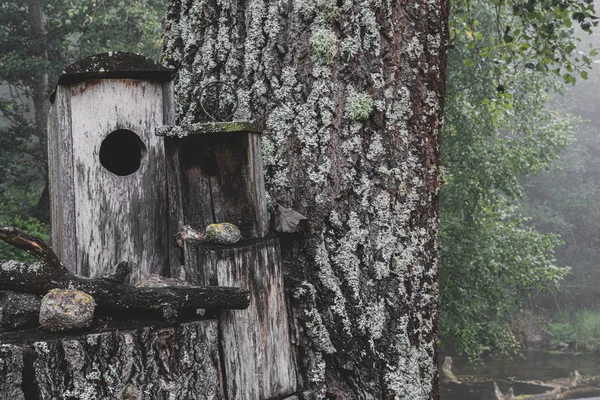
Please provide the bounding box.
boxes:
[49,79,170,283]
[183,238,297,399]
[0,320,223,399]
[162,83,183,276]
[48,85,77,269]
[164,137,186,277]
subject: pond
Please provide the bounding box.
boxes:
[440,350,600,400]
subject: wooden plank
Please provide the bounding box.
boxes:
[68,79,169,283]
[48,85,77,271]
[208,132,264,238]
[184,238,298,399]
[164,138,186,278]
[161,82,185,277]
[156,121,262,137]
[572,398,600,400]
[248,132,269,238]
[179,135,217,235]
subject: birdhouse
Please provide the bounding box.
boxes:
[156,120,297,399]
[48,52,175,283]
[155,121,269,270]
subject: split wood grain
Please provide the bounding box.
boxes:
[184,238,298,400]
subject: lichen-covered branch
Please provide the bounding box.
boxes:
[0,226,250,316]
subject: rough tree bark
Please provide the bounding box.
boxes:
[163,0,448,398]
[0,320,224,399]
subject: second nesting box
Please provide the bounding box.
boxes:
[156,121,298,400]
[156,122,269,272]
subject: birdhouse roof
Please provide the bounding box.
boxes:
[50,51,175,102]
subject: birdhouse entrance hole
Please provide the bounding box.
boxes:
[99,129,146,176]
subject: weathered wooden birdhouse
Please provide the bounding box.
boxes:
[48,51,175,283]
[155,89,297,398]
[0,53,297,400]
[156,120,270,269]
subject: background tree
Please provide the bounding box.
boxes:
[522,27,600,314]
[440,0,596,359]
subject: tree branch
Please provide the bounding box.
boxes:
[0,226,251,318]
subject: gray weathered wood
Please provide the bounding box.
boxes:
[281,391,316,400]
[162,82,183,276]
[48,84,76,270]
[156,121,262,137]
[0,320,223,399]
[184,238,298,399]
[49,79,170,283]
[164,137,186,277]
[0,291,41,331]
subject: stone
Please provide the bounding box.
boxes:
[134,274,191,288]
[0,291,42,331]
[39,289,95,332]
[204,223,242,245]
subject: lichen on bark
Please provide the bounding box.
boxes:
[163,0,448,397]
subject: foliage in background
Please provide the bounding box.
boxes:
[522,125,600,312]
[548,309,600,351]
[439,0,595,359]
[452,0,598,84]
[520,20,600,312]
[60,0,165,61]
[0,189,49,261]
[0,0,165,260]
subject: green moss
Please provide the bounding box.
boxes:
[310,28,338,65]
[155,121,262,138]
[345,91,373,121]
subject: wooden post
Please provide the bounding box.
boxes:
[183,238,298,400]
[48,52,175,283]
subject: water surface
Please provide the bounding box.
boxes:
[440,350,600,400]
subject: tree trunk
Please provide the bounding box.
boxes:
[28,0,51,222]
[0,320,224,399]
[163,0,448,398]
